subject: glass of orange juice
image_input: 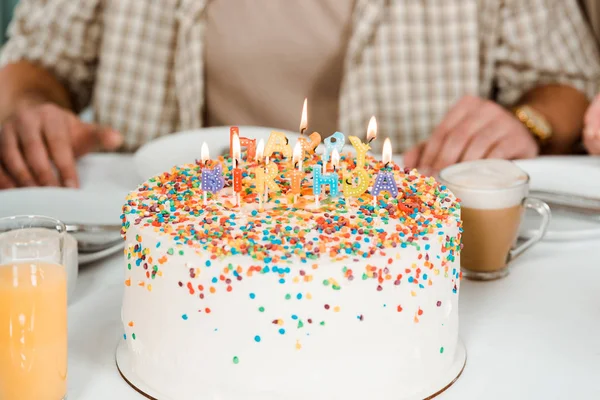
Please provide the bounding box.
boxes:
[0,215,68,400]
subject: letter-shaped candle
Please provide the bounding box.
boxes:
[371,138,398,206]
[232,133,243,206]
[343,167,370,198]
[229,126,257,161]
[313,149,340,208]
[298,132,322,158]
[201,142,225,205]
[264,158,280,199]
[265,131,292,159]
[348,116,377,169]
[322,132,346,165]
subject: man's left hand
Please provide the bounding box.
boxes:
[403,95,539,174]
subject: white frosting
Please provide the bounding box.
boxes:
[121,228,461,399]
[439,160,528,209]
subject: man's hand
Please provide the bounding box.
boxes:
[0,103,123,189]
[403,95,539,174]
[584,94,600,155]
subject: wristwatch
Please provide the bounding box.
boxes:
[513,105,553,145]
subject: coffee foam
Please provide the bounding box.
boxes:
[439,160,528,209]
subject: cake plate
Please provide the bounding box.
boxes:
[116,338,466,400]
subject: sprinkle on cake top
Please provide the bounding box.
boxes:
[121,153,461,262]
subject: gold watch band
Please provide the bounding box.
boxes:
[513,105,553,145]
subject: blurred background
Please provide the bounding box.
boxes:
[0,0,17,45]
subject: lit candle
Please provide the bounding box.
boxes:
[371,138,398,207]
[200,142,225,206]
[299,98,308,135]
[229,126,257,161]
[288,141,304,204]
[322,132,346,172]
[297,98,322,158]
[254,139,265,210]
[232,133,243,207]
[313,148,340,209]
[348,116,377,169]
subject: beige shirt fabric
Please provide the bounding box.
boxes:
[2,0,599,152]
[205,1,354,136]
[581,0,600,42]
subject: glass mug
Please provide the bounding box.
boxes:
[0,215,68,400]
[439,160,551,280]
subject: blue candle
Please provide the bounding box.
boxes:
[313,149,340,208]
[322,132,346,169]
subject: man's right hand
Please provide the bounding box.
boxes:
[0,103,123,189]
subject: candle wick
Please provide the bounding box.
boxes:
[384,161,390,169]
[368,137,375,144]
[300,127,307,136]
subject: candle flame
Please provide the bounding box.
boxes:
[255,139,265,162]
[232,133,241,165]
[331,148,340,171]
[300,98,308,134]
[201,142,210,163]
[382,138,392,165]
[367,116,377,143]
[292,141,303,169]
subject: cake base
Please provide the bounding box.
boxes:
[115,339,466,400]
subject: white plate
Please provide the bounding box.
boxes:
[79,242,124,265]
[0,187,127,265]
[515,156,600,241]
[0,187,126,226]
[134,126,299,181]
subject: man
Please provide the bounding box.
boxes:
[0,0,598,189]
[579,0,600,154]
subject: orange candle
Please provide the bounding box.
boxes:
[231,133,243,206]
[229,126,257,161]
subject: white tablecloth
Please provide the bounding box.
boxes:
[67,154,600,400]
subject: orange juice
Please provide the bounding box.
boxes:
[0,262,67,400]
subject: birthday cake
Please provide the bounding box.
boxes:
[119,130,464,400]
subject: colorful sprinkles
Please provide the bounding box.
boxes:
[121,152,462,357]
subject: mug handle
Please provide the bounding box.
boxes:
[508,198,551,262]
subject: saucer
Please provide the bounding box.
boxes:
[515,157,600,241]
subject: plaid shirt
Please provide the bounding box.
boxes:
[2,0,599,152]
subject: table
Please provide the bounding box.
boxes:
[67,154,600,400]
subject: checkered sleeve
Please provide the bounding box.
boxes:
[495,0,600,106]
[0,0,103,112]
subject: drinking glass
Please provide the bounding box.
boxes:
[0,215,68,400]
[439,160,551,280]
